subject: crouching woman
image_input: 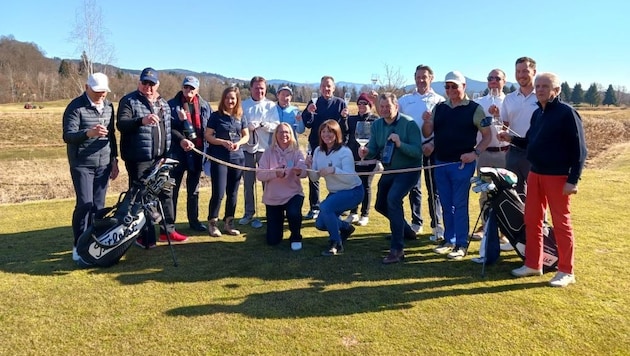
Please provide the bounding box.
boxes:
[306,119,363,256]
[257,123,308,251]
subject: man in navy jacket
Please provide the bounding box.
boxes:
[168,76,212,232]
[499,72,587,287]
[63,72,119,262]
[301,75,348,219]
[117,67,188,247]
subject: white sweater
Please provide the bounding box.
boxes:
[242,97,280,153]
[308,146,362,193]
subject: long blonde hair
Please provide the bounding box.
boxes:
[270,122,298,150]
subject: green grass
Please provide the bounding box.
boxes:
[1,158,629,355]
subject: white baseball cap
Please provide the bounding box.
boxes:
[444,71,466,86]
[87,72,111,92]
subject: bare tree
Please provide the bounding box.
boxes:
[69,0,115,75]
[377,63,407,96]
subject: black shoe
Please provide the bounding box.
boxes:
[404,233,418,241]
[382,249,405,264]
[322,241,344,256]
[340,225,356,242]
[385,232,416,241]
[189,222,207,232]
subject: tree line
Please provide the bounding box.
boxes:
[0,35,627,107]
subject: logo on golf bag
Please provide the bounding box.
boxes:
[87,213,146,259]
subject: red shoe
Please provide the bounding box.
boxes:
[134,238,157,249]
[159,230,189,242]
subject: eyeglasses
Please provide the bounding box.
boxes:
[183,85,196,90]
[141,80,157,86]
[487,76,503,82]
[357,101,369,105]
[444,84,459,90]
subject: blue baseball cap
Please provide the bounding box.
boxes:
[182,76,200,89]
[140,67,159,83]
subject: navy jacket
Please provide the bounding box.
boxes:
[512,96,587,184]
[62,92,117,168]
[167,92,212,159]
[116,90,172,162]
[302,96,347,152]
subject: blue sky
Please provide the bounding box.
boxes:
[1,0,629,89]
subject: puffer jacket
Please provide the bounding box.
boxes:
[62,92,117,168]
[116,90,172,162]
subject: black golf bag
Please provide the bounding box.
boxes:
[472,167,559,271]
[75,158,179,267]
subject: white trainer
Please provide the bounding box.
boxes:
[410,224,423,234]
[447,246,467,260]
[549,272,576,287]
[511,265,543,277]
[290,242,303,251]
[72,247,80,262]
[500,242,515,251]
[344,214,359,224]
[357,216,369,226]
[433,242,454,254]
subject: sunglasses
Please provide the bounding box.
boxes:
[444,84,459,90]
[357,101,369,105]
[141,80,157,86]
[487,76,503,82]
[183,85,196,90]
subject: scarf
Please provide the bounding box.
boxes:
[181,93,203,148]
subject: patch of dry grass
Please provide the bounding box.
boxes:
[1,103,629,204]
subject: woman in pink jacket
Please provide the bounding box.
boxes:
[257,123,308,250]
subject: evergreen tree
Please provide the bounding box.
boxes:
[584,83,601,107]
[58,59,74,78]
[602,84,618,106]
[78,51,89,75]
[267,84,277,96]
[560,81,572,102]
[570,83,584,104]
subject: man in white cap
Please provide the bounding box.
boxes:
[63,72,119,262]
[168,76,212,232]
[422,71,492,260]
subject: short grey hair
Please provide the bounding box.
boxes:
[536,72,561,93]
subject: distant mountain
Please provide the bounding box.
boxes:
[268,78,516,95]
[122,67,515,95]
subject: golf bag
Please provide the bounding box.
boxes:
[472,167,559,271]
[75,158,179,267]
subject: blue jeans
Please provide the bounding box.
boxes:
[375,171,419,251]
[434,160,476,246]
[315,185,364,243]
[208,158,244,220]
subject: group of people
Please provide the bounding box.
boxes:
[63,56,587,288]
